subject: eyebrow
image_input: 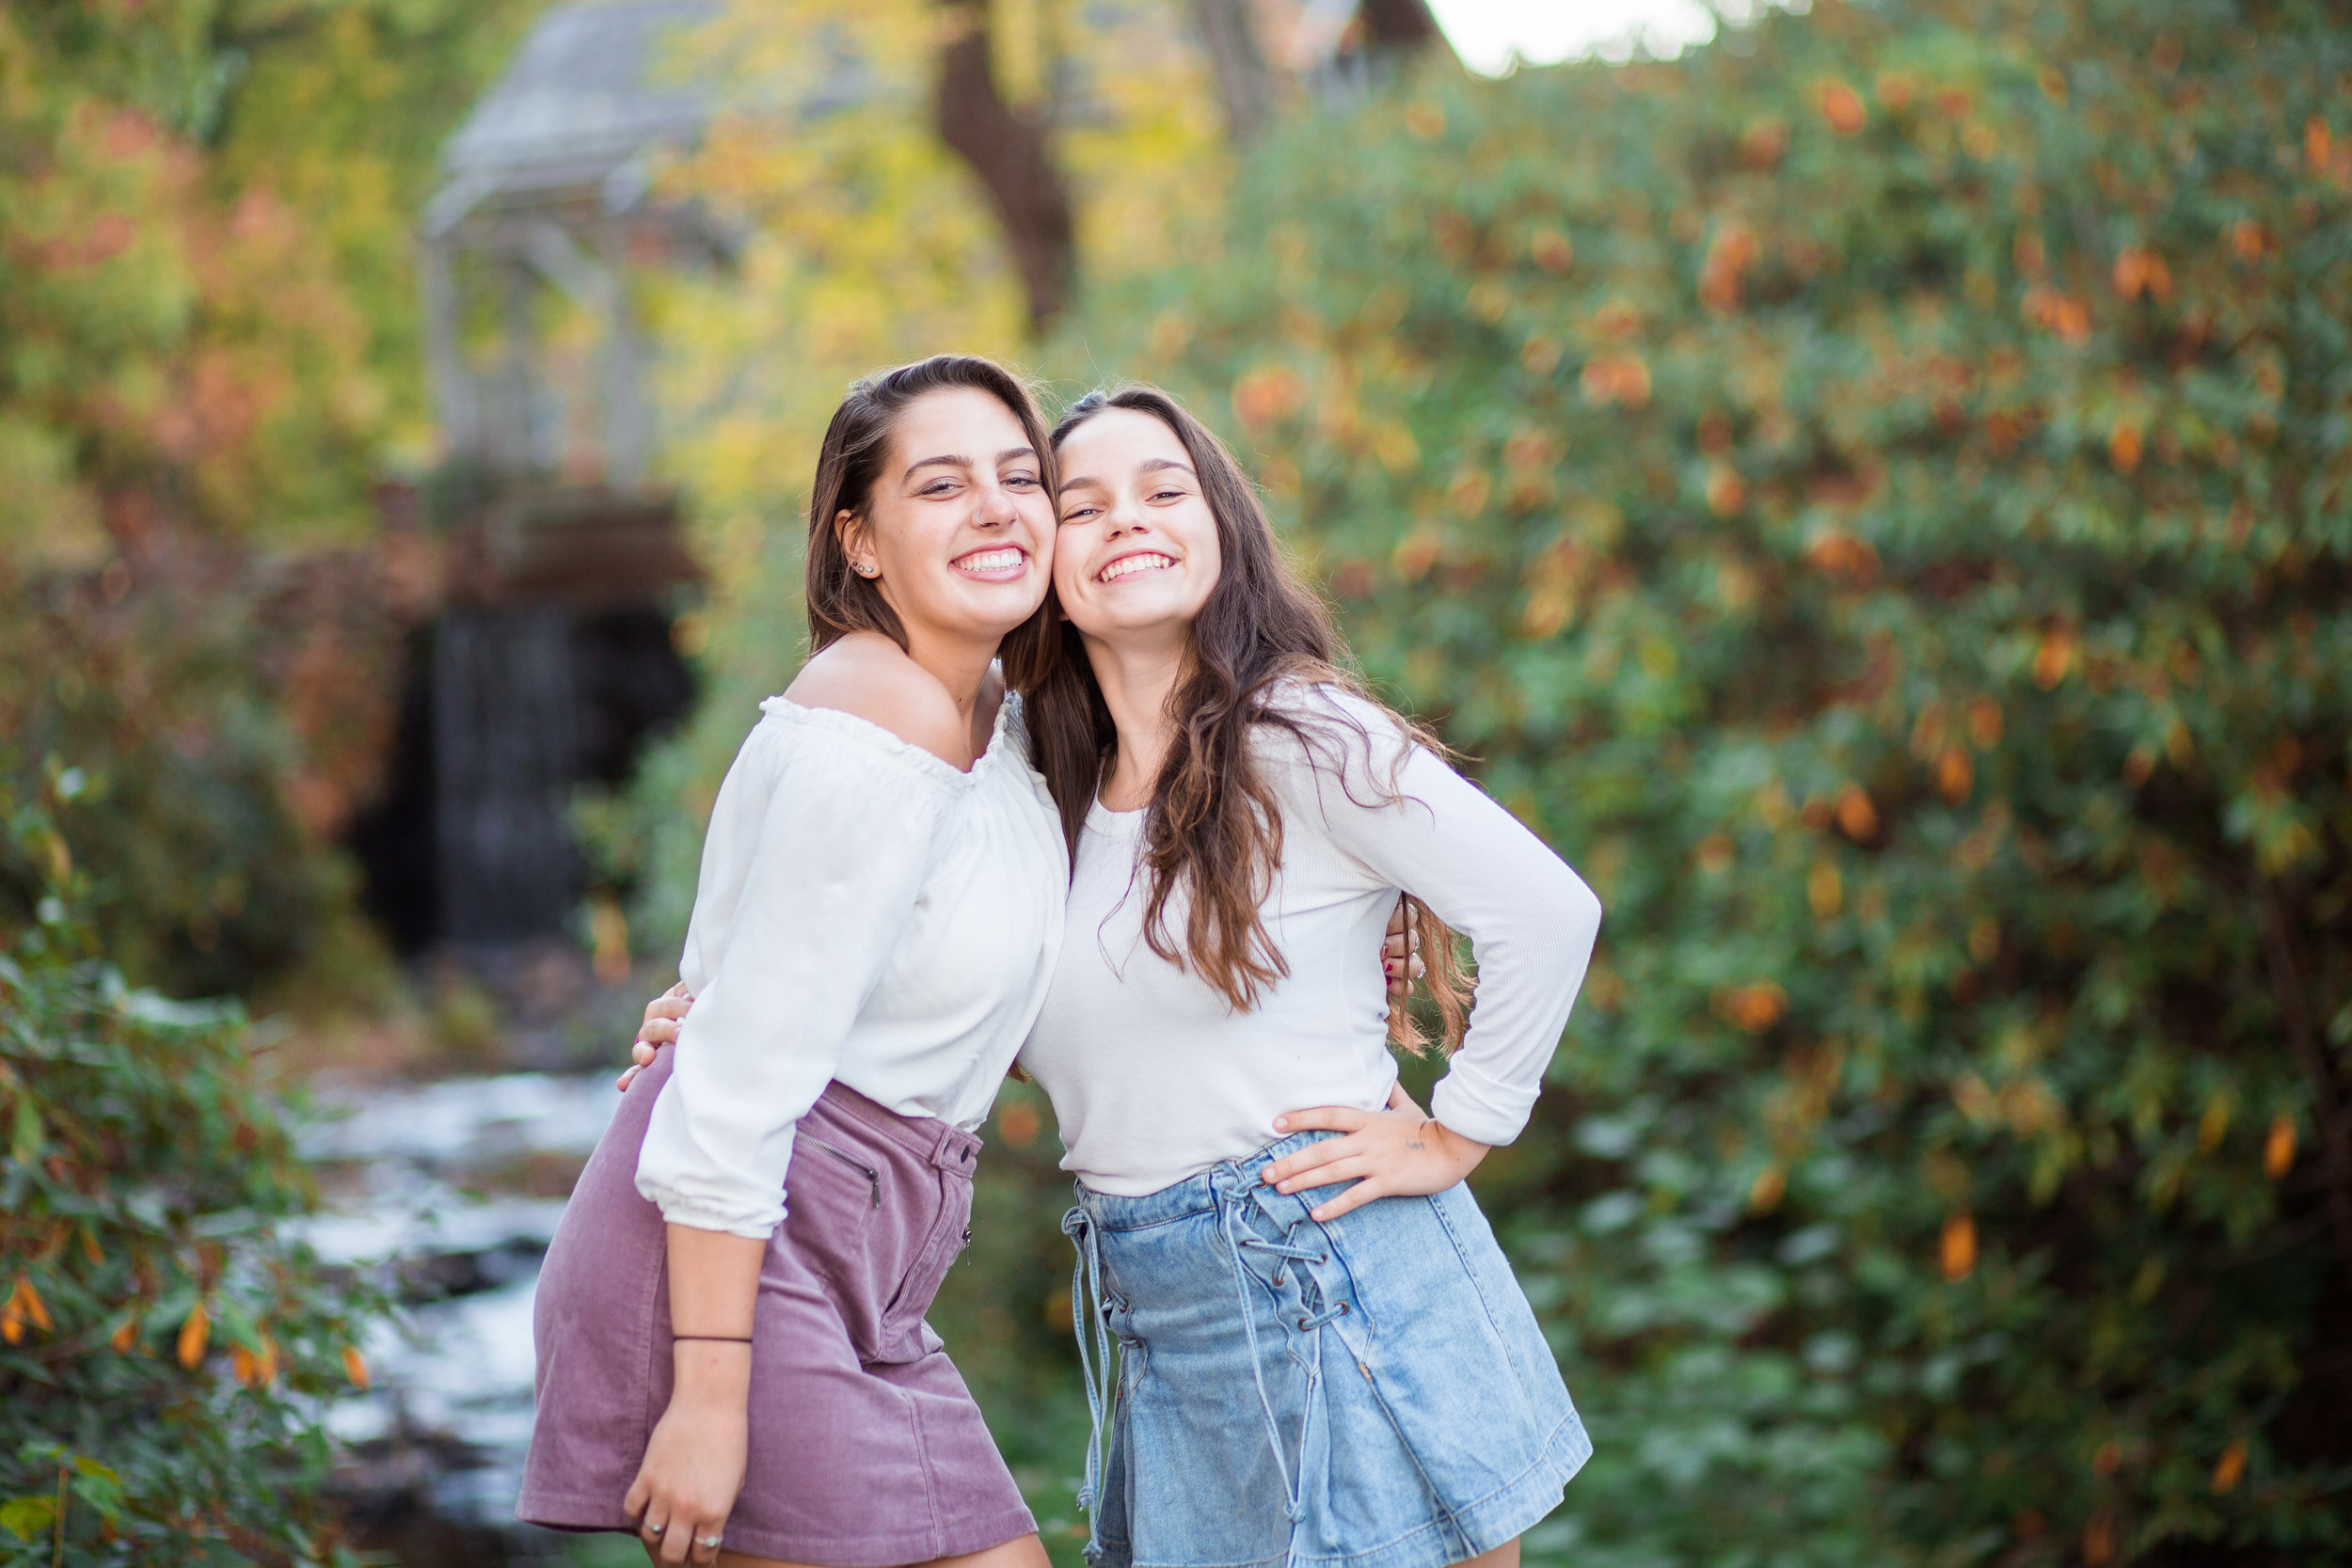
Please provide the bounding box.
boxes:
[902,446,1038,483]
[1057,457,1196,494]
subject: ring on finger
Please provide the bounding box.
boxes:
[696,1535,723,1550]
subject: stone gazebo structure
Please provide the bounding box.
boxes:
[355,3,723,957]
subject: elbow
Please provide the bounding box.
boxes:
[1545,863,1604,956]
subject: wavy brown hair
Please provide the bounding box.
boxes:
[1008,385,1468,1053]
[804,355,1057,667]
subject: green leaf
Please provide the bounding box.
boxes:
[0,1496,55,1544]
[8,1096,40,1166]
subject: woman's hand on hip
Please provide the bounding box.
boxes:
[618,982,694,1092]
[1261,1083,1489,1223]
[624,1345,749,1564]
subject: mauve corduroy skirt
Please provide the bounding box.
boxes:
[516,1051,1036,1565]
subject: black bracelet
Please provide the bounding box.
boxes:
[673,1335,754,1344]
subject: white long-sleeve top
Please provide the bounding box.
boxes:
[1019,685,1601,1196]
[636,694,1066,1238]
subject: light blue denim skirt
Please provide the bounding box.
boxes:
[1061,1131,1591,1568]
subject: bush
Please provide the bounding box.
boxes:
[0,765,381,1566]
[1060,0,2352,1561]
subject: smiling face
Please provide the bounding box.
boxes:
[839,386,1056,647]
[1052,406,1223,653]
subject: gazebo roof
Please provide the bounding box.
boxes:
[425,0,721,237]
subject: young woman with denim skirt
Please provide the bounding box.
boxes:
[1009,388,1604,1568]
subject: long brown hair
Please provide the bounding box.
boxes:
[804,355,1057,671]
[1008,385,1469,1053]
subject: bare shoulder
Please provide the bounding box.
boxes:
[785,633,971,768]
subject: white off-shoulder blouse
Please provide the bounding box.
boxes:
[636,693,1067,1239]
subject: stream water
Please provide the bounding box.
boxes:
[297,1070,624,1565]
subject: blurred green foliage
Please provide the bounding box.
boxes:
[0,0,546,1001]
[401,0,2352,1560]
[0,766,383,1566]
[1054,0,2352,1561]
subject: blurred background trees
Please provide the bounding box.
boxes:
[5,0,2349,1562]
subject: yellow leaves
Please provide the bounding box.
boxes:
[1405,101,1446,140]
[1748,1164,1786,1214]
[1720,981,1788,1034]
[1392,527,1443,585]
[177,1301,209,1370]
[1445,468,1490,518]
[1806,862,1842,919]
[1369,422,1420,476]
[1738,118,1788,169]
[2023,285,2090,344]
[1816,79,1867,135]
[2013,230,2045,276]
[1590,299,1643,340]
[995,1100,1041,1150]
[1698,221,1759,311]
[2265,1116,2296,1178]
[2307,116,2352,188]
[109,1313,139,1354]
[1705,465,1745,517]
[1935,748,1975,802]
[1804,526,1878,581]
[2111,245,2172,302]
[2108,420,2143,473]
[2,1275,51,1343]
[342,1343,372,1390]
[1968,697,2003,750]
[2197,1095,2232,1152]
[1579,352,1651,408]
[1519,537,1584,638]
[1466,279,1510,324]
[2083,1513,2115,1567]
[1940,1212,1977,1280]
[2229,218,2267,261]
[1966,916,2000,965]
[2033,626,2076,689]
[1501,429,1559,513]
[1834,784,1878,841]
[230,1333,279,1389]
[1529,228,1573,273]
[587,892,630,988]
[1696,833,1736,875]
[2212,1440,2248,1494]
[1146,310,1190,362]
[1712,556,1757,610]
[1231,364,1305,430]
[1518,335,1562,375]
[1581,960,1626,1013]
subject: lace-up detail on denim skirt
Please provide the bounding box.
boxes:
[1061,1129,1591,1568]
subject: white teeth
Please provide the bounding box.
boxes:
[1099,553,1176,583]
[957,548,1024,572]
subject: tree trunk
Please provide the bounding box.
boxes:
[1189,0,1275,144]
[1356,0,1444,52]
[934,0,1075,335]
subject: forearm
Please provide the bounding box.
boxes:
[665,1224,765,1403]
